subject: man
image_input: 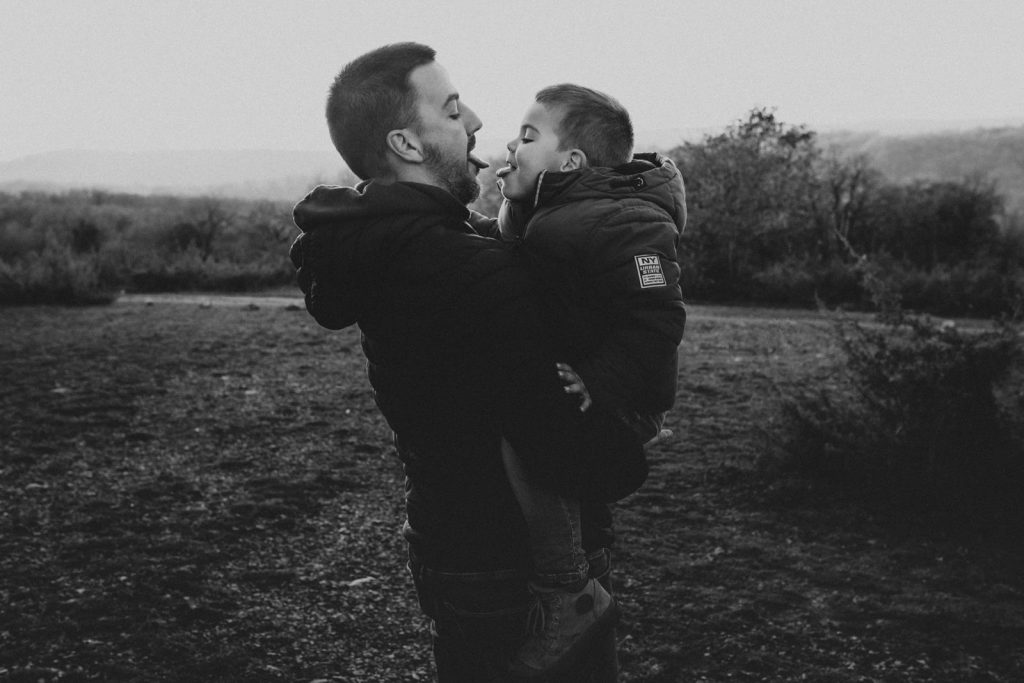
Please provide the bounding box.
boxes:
[289,43,621,681]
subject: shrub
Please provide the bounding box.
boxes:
[0,246,119,305]
[749,258,863,307]
[771,306,1024,522]
[749,259,817,305]
[127,249,295,293]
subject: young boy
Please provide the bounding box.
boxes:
[493,84,687,677]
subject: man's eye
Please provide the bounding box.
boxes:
[450,111,462,120]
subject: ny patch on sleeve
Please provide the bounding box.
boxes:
[634,254,666,288]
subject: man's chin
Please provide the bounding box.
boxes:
[422,147,480,205]
[451,176,480,206]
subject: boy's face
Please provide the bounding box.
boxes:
[496,101,574,202]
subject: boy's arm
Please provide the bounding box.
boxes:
[495,199,533,241]
[573,212,687,415]
[463,202,530,241]
[466,209,499,238]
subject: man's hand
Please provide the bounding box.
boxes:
[556,362,591,412]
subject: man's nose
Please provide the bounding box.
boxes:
[462,103,482,135]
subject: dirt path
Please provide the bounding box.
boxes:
[117,293,305,309]
[115,292,850,327]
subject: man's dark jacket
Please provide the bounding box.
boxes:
[289,180,640,571]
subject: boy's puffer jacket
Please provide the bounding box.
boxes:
[497,152,687,418]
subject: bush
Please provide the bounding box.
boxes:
[128,248,295,293]
[770,306,1024,522]
[749,258,863,307]
[0,192,298,303]
[0,247,119,305]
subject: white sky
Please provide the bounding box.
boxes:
[2,0,1023,162]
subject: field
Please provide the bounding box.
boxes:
[2,298,1023,682]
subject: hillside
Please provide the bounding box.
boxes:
[821,125,1024,215]
[0,150,350,201]
[3,125,1024,215]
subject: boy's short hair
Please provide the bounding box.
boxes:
[536,84,633,168]
[326,42,436,180]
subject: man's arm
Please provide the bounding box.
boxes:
[449,237,603,491]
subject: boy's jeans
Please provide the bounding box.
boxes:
[408,547,619,682]
[501,438,590,586]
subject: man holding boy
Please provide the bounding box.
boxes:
[289,43,620,681]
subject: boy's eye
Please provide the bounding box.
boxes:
[520,136,532,144]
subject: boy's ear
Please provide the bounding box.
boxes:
[385,129,425,165]
[560,149,587,171]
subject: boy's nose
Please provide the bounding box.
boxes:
[506,138,518,153]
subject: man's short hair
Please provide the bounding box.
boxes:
[326,42,436,180]
[535,84,633,168]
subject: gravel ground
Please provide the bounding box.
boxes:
[1,299,1022,681]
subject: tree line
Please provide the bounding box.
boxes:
[3,108,1023,315]
[671,109,1023,316]
[0,192,296,304]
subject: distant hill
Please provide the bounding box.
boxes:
[0,149,350,201]
[820,126,1024,216]
[3,125,1023,215]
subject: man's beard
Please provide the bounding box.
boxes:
[422,141,480,206]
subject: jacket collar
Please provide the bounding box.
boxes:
[530,152,675,210]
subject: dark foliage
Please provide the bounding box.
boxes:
[771,294,1024,521]
[0,192,297,304]
[3,109,1023,313]
[670,108,1024,315]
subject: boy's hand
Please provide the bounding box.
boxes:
[644,429,673,450]
[497,199,532,241]
[466,209,498,237]
[556,362,591,412]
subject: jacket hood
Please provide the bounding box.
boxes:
[293,180,470,234]
[290,180,471,329]
[533,152,687,235]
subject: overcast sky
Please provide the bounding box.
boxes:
[2,0,1023,162]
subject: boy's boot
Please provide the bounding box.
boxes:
[508,577,619,679]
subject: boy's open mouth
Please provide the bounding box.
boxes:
[495,164,515,179]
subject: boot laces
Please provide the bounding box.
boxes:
[524,589,562,636]
[524,596,546,636]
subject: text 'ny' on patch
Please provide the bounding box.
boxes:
[635,254,666,288]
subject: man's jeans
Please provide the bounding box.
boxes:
[408,547,619,682]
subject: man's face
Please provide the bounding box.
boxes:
[408,62,487,205]
[496,101,572,202]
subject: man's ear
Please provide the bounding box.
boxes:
[385,129,425,165]
[560,149,587,171]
